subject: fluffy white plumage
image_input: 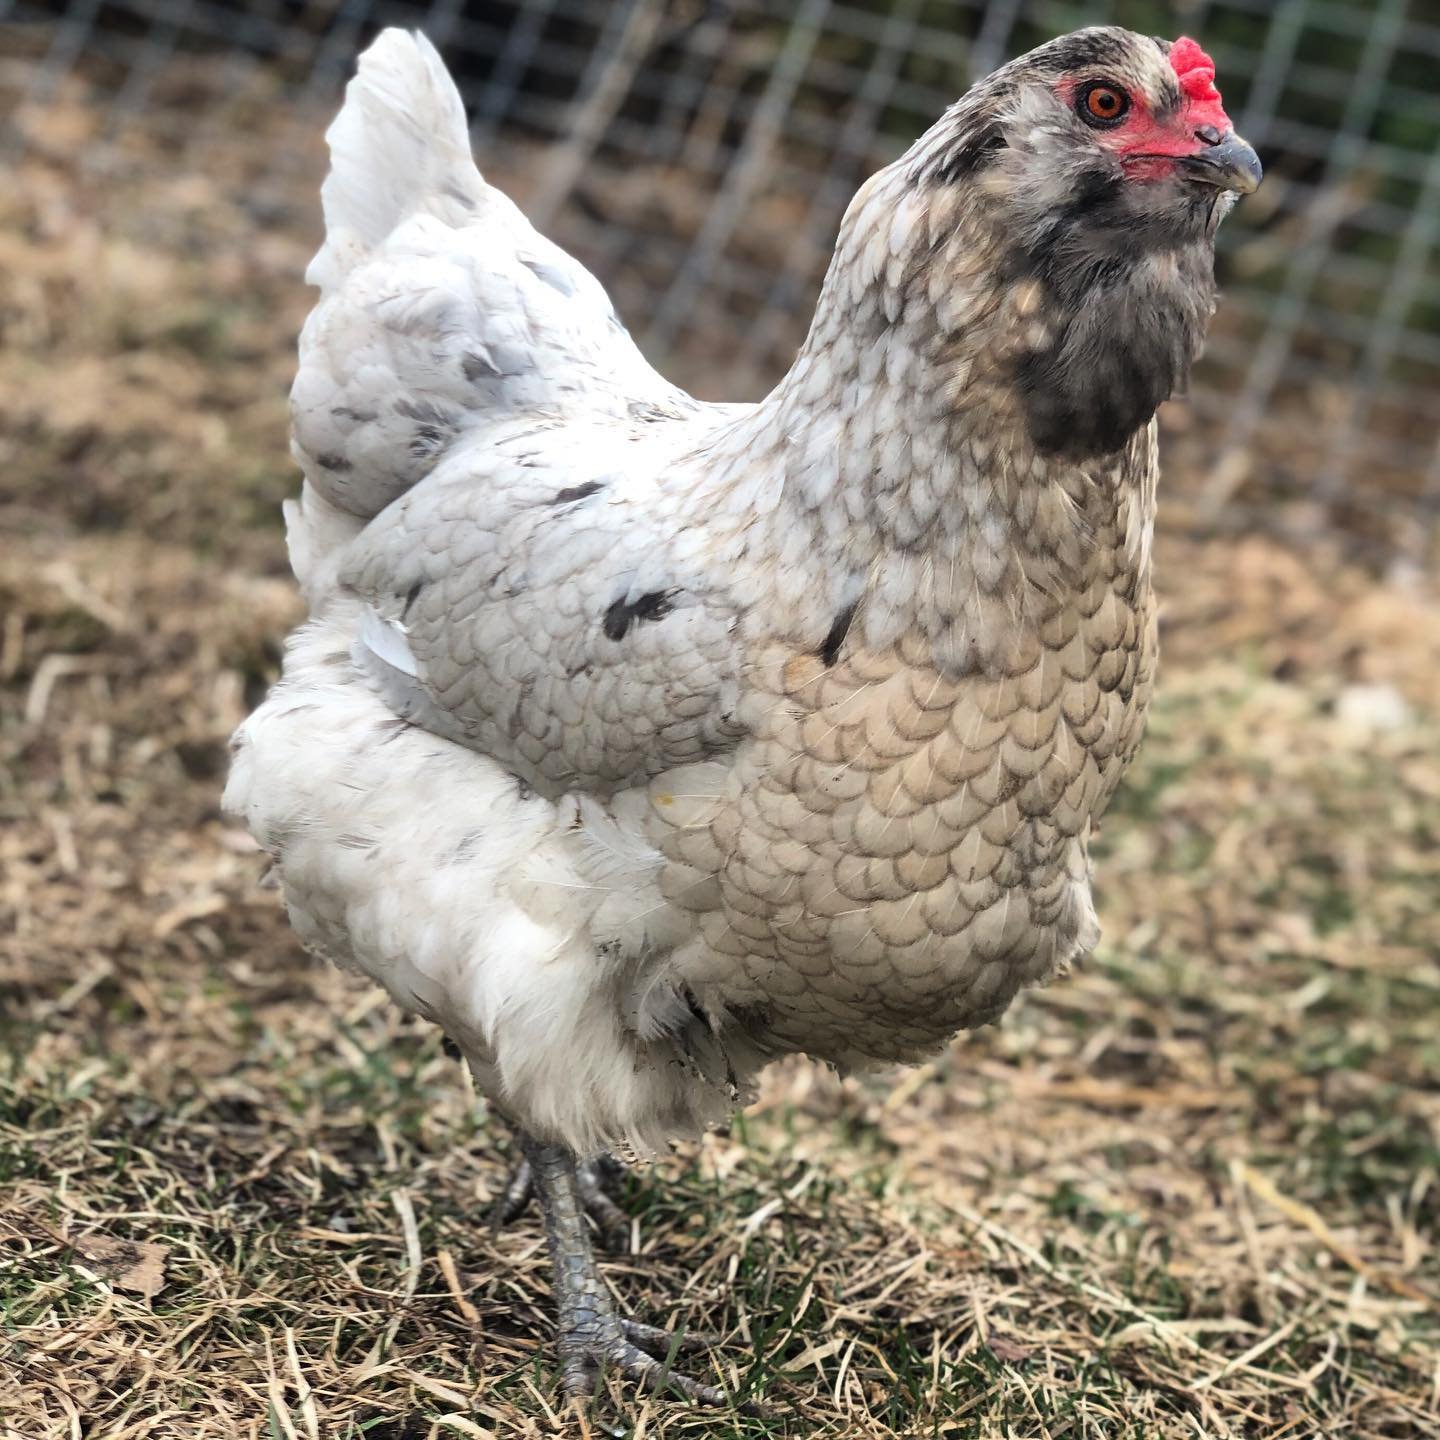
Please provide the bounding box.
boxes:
[228,31,760,1154]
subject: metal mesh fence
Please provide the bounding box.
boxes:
[5,0,1439,564]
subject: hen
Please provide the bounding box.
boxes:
[226,25,1259,1406]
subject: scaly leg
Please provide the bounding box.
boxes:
[492,1149,628,1248]
[519,1131,728,1405]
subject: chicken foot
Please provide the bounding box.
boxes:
[518,1132,730,1406]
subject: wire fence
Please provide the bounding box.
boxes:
[5,0,1439,565]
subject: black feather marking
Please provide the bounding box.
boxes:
[394,397,458,460]
[410,429,446,460]
[376,716,412,744]
[315,451,352,472]
[603,590,676,641]
[462,351,500,382]
[395,398,454,424]
[632,591,676,623]
[549,480,604,506]
[929,127,1006,184]
[401,582,423,619]
[446,830,487,865]
[602,600,631,642]
[819,603,857,668]
[1030,29,1136,76]
[681,985,709,1028]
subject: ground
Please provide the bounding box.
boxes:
[1,78,1438,1440]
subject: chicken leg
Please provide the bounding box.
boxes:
[518,1132,730,1406]
[493,1148,629,1247]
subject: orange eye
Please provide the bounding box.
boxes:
[1081,84,1129,125]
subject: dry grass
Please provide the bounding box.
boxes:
[2,69,1438,1440]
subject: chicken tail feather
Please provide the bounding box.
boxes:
[285,28,680,610]
[309,29,478,288]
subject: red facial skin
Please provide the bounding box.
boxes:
[1060,37,1235,182]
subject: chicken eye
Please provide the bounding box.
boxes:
[1080,83,1129,126]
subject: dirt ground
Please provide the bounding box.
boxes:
[2,72,1438,1440]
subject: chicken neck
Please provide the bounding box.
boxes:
[700,163,1161,679]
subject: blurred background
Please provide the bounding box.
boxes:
[2,4,1437,1438]
[8,0,1440,559]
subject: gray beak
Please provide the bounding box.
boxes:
[1180,131,1263,194]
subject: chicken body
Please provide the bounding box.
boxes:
[225,23,1256,1403]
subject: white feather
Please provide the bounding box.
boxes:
[358,604,419,678]
[308,30,476,288]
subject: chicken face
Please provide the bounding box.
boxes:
[963,28,1261,256]
[902,27,1261,459]
[1056,35,1261,196]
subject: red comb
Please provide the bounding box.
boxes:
[1170,36,1220,104]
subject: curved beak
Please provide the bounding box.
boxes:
[1180,131,1262,194]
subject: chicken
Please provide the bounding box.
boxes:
[225,25,1259,1406]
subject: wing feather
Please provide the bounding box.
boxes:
[340,417,749,797]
